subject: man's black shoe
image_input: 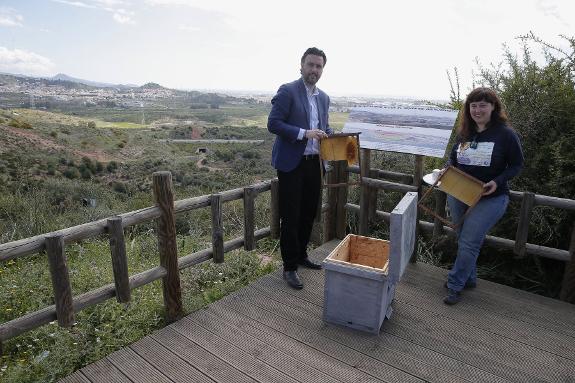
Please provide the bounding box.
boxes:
[283,271,303,289]
[298,258,322,270]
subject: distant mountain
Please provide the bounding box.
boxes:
[139,82,164,90]
[50,73,138,89]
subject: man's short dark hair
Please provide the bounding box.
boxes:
[301,47,326,66]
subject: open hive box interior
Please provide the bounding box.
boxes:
[327,234,390,273]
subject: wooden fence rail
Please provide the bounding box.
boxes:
[0,173,273,353]
[2,159,575,354]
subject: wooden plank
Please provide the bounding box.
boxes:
[325,161,340,241]
[268,252,572,380]
[514,191,535,257]
[382,315,548,383]
[346,203,572,262]
[184,314,340,383]
[392,301,572,381]
[81,357,132,383]
[46,234,74,328]
[106,347,172,383]
[220,179,271,203]
[210,193,224,263]
[107,217,131,303]
[336,161,349,239]
[287,253,575,380]
[413,155,424,264]
[403,262,575,331]
[433,190,447,236]
[395,284,575,363]
[368,169,378,221]
[270,179,280,239]
[216,289,424,383]
[361,177,418,193]
[153,171,183,322]
[267,255,550,382]
[130,336,225,383]
[295,253,575,356]
[152,327,257,383]
[0,266,167,342]
[560,223,575,303]
[348,165,414,184]
[250,276,508,383]
[170,318,301,383]
[203,303,389,383]
[57,371,91,383]
[359,148,371,236]
[243,187,256,251]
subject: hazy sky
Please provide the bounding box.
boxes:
[0,0,573,99]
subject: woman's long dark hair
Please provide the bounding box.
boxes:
[457,87,508,141]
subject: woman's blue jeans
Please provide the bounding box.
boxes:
[446,193,509,291]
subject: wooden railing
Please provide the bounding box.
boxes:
[2,157,575,354]
[0,172,278,354]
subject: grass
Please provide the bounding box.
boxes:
[0,229,280,383]
[0,103,283,382]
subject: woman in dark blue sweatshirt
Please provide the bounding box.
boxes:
[444,87,524,305]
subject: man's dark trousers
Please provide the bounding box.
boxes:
[277,155,321,271]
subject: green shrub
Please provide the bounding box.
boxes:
[111,181,127,193]
[63,168,80,179]
[8,118,32,129]
[80,167,92,180]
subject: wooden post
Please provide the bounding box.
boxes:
[211,193,224,263]
[152,171,183,322]
[270,178,280,240]
[368,169,378,221]
[412,155,424,263]
[336,162,349,239]
[325,161,340,241]
[45,234,75,327]
[433,190,447,237]
[107,217,131,303]
[359,148,371,236]
[243,187,256,251]
[514,192,535,258]
[560,223,575,303]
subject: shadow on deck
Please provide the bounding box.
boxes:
[61,240,575,383]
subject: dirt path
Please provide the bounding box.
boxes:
[195,153,221,172]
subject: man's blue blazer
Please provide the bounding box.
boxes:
[268,78,332,172]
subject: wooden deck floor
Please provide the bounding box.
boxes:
[60,240,575,383]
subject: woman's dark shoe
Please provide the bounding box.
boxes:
[283,270,303,289]
[298,258,322,270]
[443,289,461,305]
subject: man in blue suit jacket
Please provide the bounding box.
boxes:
[268,47,333,289]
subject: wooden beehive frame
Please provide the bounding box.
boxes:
[319,133,362,188]
[325,234,390,274]
[418,166,484,228]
